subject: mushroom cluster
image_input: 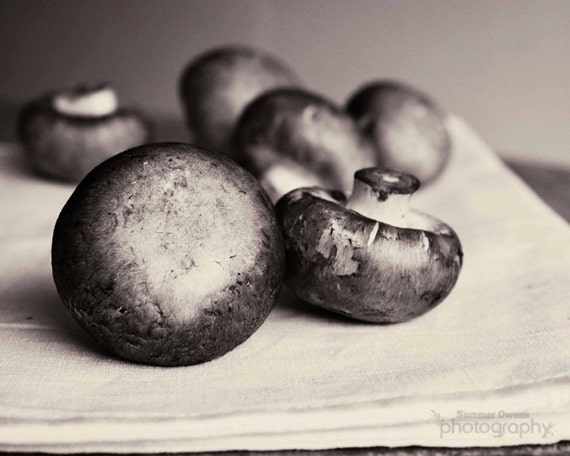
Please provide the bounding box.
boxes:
[33,44,463,367]
[179,46,462,325]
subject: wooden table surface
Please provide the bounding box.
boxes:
[507,160,570,223]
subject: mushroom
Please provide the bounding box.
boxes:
[233,87,376,203]
[17,83,152,182]
[179,45,301,159]
[52,142,284,366]
[276,167,463,323]
[346,80,451,185]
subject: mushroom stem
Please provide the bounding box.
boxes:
[260,162,324,203]
[53,83,118,118]
[346,168,420,228]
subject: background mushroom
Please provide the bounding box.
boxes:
[17,83,152,182]
[179,45,301,160]
[233,87,376,203]
[346,80,451,186]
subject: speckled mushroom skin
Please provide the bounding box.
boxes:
[52,143,284,366]
[18,92,151,182]
[276,188,463,323]
[346,80,450,185]
[233,88,376,199]
[179,46,300,158]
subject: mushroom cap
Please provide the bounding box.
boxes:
[179,45,300,158]
[346,80,451,185]
[277,186,463,323]
[233,87,376,201]
[52,142,285,366]
[17,86,151,182]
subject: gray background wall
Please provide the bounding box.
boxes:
[1,0,568,166]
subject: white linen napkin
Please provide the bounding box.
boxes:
[0,116,569,453]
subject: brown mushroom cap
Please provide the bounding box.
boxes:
[276,168,463,323]
[17,84,151,182]
[233,88,376,202]
[346,80,451,185]
[52,142,284,366]
[179,45,300,158]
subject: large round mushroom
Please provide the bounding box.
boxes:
[52,142,285,366]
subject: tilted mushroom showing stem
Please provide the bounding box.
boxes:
[276,167,463,323]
